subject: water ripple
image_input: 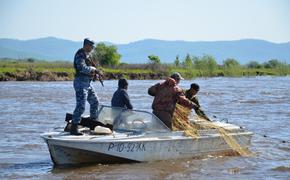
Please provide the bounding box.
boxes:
[1,77,290,179]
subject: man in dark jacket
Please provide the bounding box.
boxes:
[148,72,198,129]
[184,83,211,121]
[111,78,133,109]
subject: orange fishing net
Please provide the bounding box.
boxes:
[172,104,252,156]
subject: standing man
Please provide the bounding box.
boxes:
[184,83,211,121]
[111,78,133,109]
[71,38,102,135]
[148,72,199,129]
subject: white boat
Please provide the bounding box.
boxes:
[41,105,253,166]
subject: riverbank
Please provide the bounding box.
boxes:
[0,69,285,81]
[0,71,166,81]
[1,59,289,81]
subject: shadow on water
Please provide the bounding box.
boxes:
[0,161,53,178]
[50,160,138,173]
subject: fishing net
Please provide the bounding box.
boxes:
[172,104,199,138]
[172,104,252,157]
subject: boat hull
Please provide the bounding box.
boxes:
[42,131,252,166]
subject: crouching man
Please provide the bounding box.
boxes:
[111,78,133,110]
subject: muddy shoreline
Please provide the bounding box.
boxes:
[0,71,167,81]
[0,70,278,81]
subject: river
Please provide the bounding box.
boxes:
[0,77,290,179]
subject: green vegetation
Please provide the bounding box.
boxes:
[91,43,121,66]
[1,44,290,81]
[0,59,75,81]
[148,55,161,64]
[0,59,73,73]
[174,55,180,67]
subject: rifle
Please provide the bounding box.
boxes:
[87,57,104,87]
[95,73,104,87]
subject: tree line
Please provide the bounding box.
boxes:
[1,42,289,80]
[92,42,290,76]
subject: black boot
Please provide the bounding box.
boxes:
[70,123,82,135]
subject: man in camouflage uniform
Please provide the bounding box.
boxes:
[184,83,211,121]
[148,72,199,129]
[71,38,102,135]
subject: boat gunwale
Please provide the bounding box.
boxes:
[41,131,253,144]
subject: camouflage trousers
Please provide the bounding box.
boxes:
[72,82,99,124]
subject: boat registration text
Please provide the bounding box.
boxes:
[108,142,146,152]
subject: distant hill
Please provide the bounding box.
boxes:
[0,37,81,61]
[0,37,289,64]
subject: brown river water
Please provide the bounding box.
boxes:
[0,77,290,179]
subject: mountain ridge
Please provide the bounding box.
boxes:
[0,37,289,64]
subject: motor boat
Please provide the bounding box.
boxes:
[41,105,253,166]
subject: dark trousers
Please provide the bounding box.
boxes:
[153,110,172,130]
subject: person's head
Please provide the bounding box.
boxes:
[189,83,200,95]
[118,78,128,90]
[170,72,184,84]
[83,38,95,53]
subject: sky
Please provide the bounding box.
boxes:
[0,0,290,44]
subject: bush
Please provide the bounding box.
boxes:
[92,43,121,66]
[246,61,262,69]
[193,54,218,76]
[223,58,240,68]
[148,55,161,64]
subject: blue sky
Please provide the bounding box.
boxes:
[0,0,289,43]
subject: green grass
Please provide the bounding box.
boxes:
[103,67,153,74]
[1,59,290,80]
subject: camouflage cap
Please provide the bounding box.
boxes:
[170,72,184,80]
[83,38,95,47]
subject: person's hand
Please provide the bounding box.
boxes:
[99,71,104,77]
[90,69,96,76]
[192,104,199,111]
[95,70,103,77]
